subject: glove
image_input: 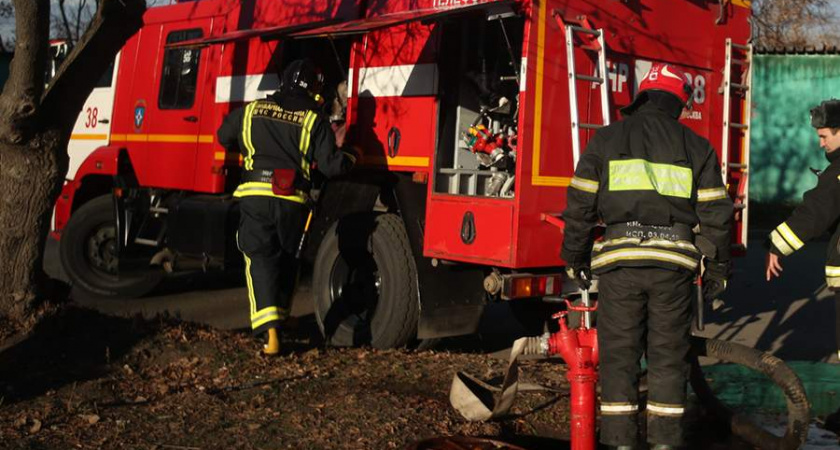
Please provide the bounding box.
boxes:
[702,259,731,302]
[565,265,592,291]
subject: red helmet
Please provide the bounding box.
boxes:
[622,63,694,116]
[639,63,693,105]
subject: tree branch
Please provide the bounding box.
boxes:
[0,0,49,144]
[40,0,146,138]
[59,0,73,43]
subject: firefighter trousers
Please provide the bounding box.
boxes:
[236,196,307,335]
[835,291,840,352]
[597,266,694,447]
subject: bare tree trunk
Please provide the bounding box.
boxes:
[0,0,145,337]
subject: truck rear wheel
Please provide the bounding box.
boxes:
[60,195,163,298]
[313,213,419,349]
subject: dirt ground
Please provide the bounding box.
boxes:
[0,307,770,450]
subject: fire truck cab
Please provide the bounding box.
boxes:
[53,0,752,348]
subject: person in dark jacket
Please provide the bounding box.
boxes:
[766,99,840,360]
[561,63,733,449]
[217,59,356,355]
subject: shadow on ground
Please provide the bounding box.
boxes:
[0,308,155,404]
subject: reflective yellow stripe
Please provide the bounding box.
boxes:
[243,253,256,316]
[592,237,699,253]
[600,402,639,415]
[242,102,258,171]
[776,222,804,250]
[251,306,282,329]
[299,111,316,180]
[233,182,307,204]
[826,266,840,277]
[647,402,684,416]
[828,276,840,288]
[769,230,794,256]
[570,176,599,193]
[609,159,693,199]
[697,187,728,202]
[251,306,279,323]
[591,248,699,271]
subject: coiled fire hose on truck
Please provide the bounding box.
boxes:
[689,336,810,450]
[451,335,811,449]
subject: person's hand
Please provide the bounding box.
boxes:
[702,259,730,302]
[565,265,592,291]
[765,252,783,281]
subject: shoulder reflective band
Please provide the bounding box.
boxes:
[570,176,599,193]
[609,159,693,199]
[242,101,259,171]
[600,402,639,415]
[697,187,728,202]
[826,266,840,288]
[647,402,685,416]
[298,111,317,180]
[770,222,804,256]
[591,248,699,271]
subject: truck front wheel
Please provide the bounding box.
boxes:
[59,195,163,298]
[313,213,419,349]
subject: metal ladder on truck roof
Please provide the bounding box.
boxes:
[720,38,753,250]
[556,15,611,168]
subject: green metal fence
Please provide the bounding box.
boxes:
[751,54,840,203]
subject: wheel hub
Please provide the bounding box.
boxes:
[86,226,118,275]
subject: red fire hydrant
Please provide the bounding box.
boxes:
[547,292,599,450]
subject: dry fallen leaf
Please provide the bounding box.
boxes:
[80,414,100,425]
[29,419,42,434]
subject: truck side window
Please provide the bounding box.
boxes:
[159,29,203,109]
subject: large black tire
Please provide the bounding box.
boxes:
[59,195,163,298]
[313,213,419,349]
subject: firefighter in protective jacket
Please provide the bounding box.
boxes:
[766,99,840,359]
[561,63,733,449]
[217,59,356,355]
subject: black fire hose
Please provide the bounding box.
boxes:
[690,336,811,449]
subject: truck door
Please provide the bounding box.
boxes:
[66,55,119,181]
[144,22,211,190]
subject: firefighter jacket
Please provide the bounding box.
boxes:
[561,102,733,274]
[217,92,355,204]
[768,154,840,289]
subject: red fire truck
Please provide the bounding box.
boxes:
[52,0,752,348]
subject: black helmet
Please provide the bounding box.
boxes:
[281,59,324,98]
[811,99,840,129]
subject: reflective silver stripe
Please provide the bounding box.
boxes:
[647,402,685,416]
[593,237,698,253]
[570,176,599,193]
[776,222,804,250]
[697,187,728,202]
[591,248,699,271]
[769,230,794,256]
[601,403,639,414]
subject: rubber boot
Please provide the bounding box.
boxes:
[263,327,280,355]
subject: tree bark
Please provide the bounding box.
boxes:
[0,0,145,335]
